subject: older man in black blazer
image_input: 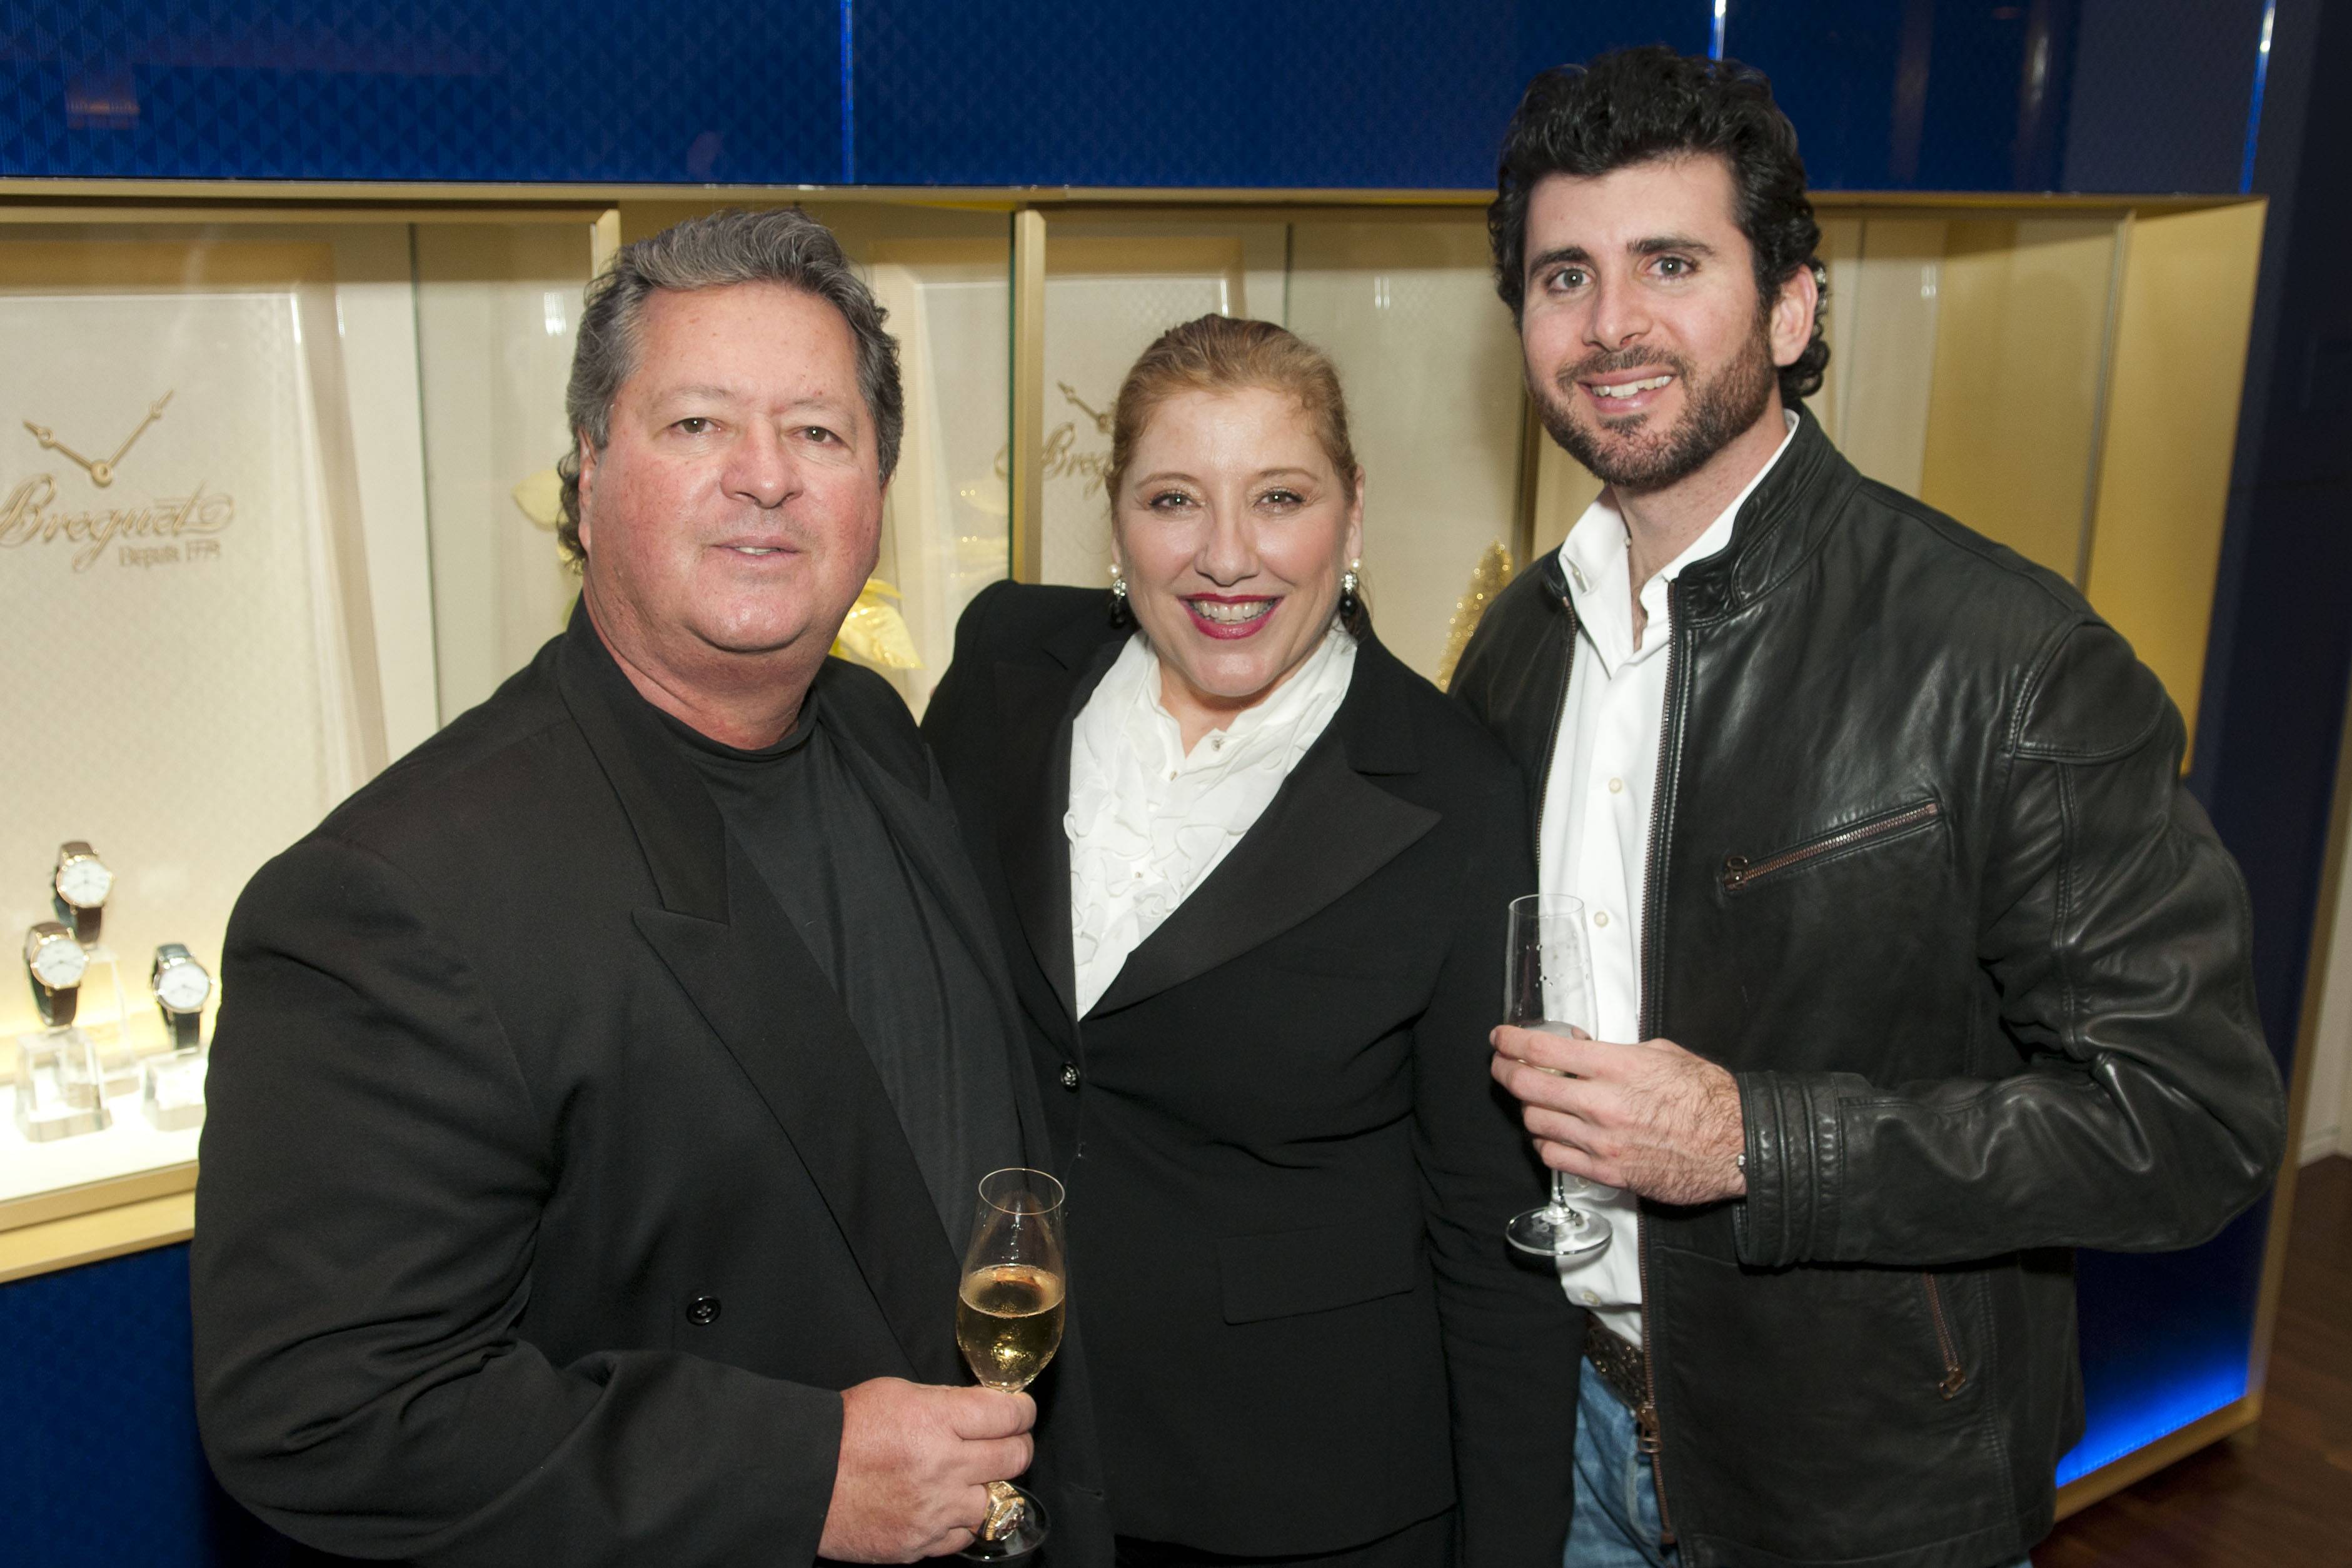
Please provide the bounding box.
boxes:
[192,209,1108,1567]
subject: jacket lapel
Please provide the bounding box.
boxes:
[556,612,963,1384]
[1090,639,1439,1018]
[998,621,1126,1029]
[633,867,963,1384]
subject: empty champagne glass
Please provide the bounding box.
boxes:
[1502,894,1612,1257]
[955,1167,1067,1560]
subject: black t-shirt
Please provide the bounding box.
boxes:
[654,683,1023,1250]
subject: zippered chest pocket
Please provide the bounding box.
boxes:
[1707,795,1964,1076]
[1721,798,1944,894]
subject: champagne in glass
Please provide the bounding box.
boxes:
[956,1167,1066,1561]
[1502,894,1612,1258]
[957,1261,1066,1392]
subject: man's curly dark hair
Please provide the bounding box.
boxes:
[1489,46,1828,406]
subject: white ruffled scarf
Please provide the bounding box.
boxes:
[1065,626,1357,1017]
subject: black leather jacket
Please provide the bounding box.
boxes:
[1450,410,2286,1568]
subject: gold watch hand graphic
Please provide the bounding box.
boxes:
[99,391,174,485]
[23,421,103,480]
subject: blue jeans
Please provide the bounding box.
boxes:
[1566,1359,1676,1568]
[1564,1356,2035,1568]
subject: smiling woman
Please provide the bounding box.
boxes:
[920,313,1581,1568]
[1103,317,1365,751]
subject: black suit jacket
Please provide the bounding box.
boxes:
[922,584,1577,1564]
[191,607,1111,1567]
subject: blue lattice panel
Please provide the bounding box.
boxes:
[0,1245,287,1567]
[0,1,840,183]
[850,0,1705,188]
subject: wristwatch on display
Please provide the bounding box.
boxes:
[151,943,213,1050]
[51,840,114,945]
[24,920,88,1027]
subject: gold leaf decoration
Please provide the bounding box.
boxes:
[1435,541,1516,692]
[832,578,924,670]
[512,467,565,531]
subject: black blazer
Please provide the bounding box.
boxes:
[923,584,1577,1564]
[191,606,1111,1568]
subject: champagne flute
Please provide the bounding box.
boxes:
[955,1167,1067,1560]
[1502,894,1612,1257]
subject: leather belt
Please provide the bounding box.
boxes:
[1584,1324,1650,1413]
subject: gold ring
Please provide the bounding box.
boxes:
[980,1480,1027,1542]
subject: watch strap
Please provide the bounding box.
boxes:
[69,903,102,945]
[32,975,78,1028]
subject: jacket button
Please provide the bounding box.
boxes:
[1058,1063,1081,1090]
[685,1294,721,1325]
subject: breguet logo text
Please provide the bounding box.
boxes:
[992,383,1116,492]
[3,390,237,571]
[0,473,235,571]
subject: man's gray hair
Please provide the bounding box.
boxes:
[555,207,904,562]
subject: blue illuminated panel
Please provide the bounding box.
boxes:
[2061,1356,2249,1486]
[850,0,1706,188]
[0,1,841,183]
[1727,0,2269,193]
[1727,0,2084,189]
[0,1,2276,194]
[0,0,1709,188]
[2061,1202,2271,1482]
[2060,0,2269,193]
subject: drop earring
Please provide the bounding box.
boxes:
[1339,558,1362,622]
[1108,561,1134,626]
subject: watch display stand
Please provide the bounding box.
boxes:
[143,1047,208,1132]
[13,1028,110,1142]
[68,947,148,1102]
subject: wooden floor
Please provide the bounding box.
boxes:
[2038,1155,2352,1567]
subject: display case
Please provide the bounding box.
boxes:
[0,217,444,1245]
[0,188,2262,1250]
[0,195,1019,1271]
[0,184,2272,1520]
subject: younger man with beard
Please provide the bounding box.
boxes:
[1452,47,2284,1568]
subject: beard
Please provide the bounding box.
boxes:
[1533,316,1779,493]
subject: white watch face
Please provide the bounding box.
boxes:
[157,962,212,1012]
[30,937,88,990]
[56,858,113,908]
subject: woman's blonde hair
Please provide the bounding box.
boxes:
[1105,314,1360,509]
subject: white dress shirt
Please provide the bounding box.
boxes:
[1539,412,1797,1343]
[1066,626,1357,1018]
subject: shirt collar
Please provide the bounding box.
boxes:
[1557,410,1799,673]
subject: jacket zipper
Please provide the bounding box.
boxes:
[1633,577,1684,1547]
[1922,1275,1968,1398]
[1721,800,1942,893]
[1529,583,1576,874]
